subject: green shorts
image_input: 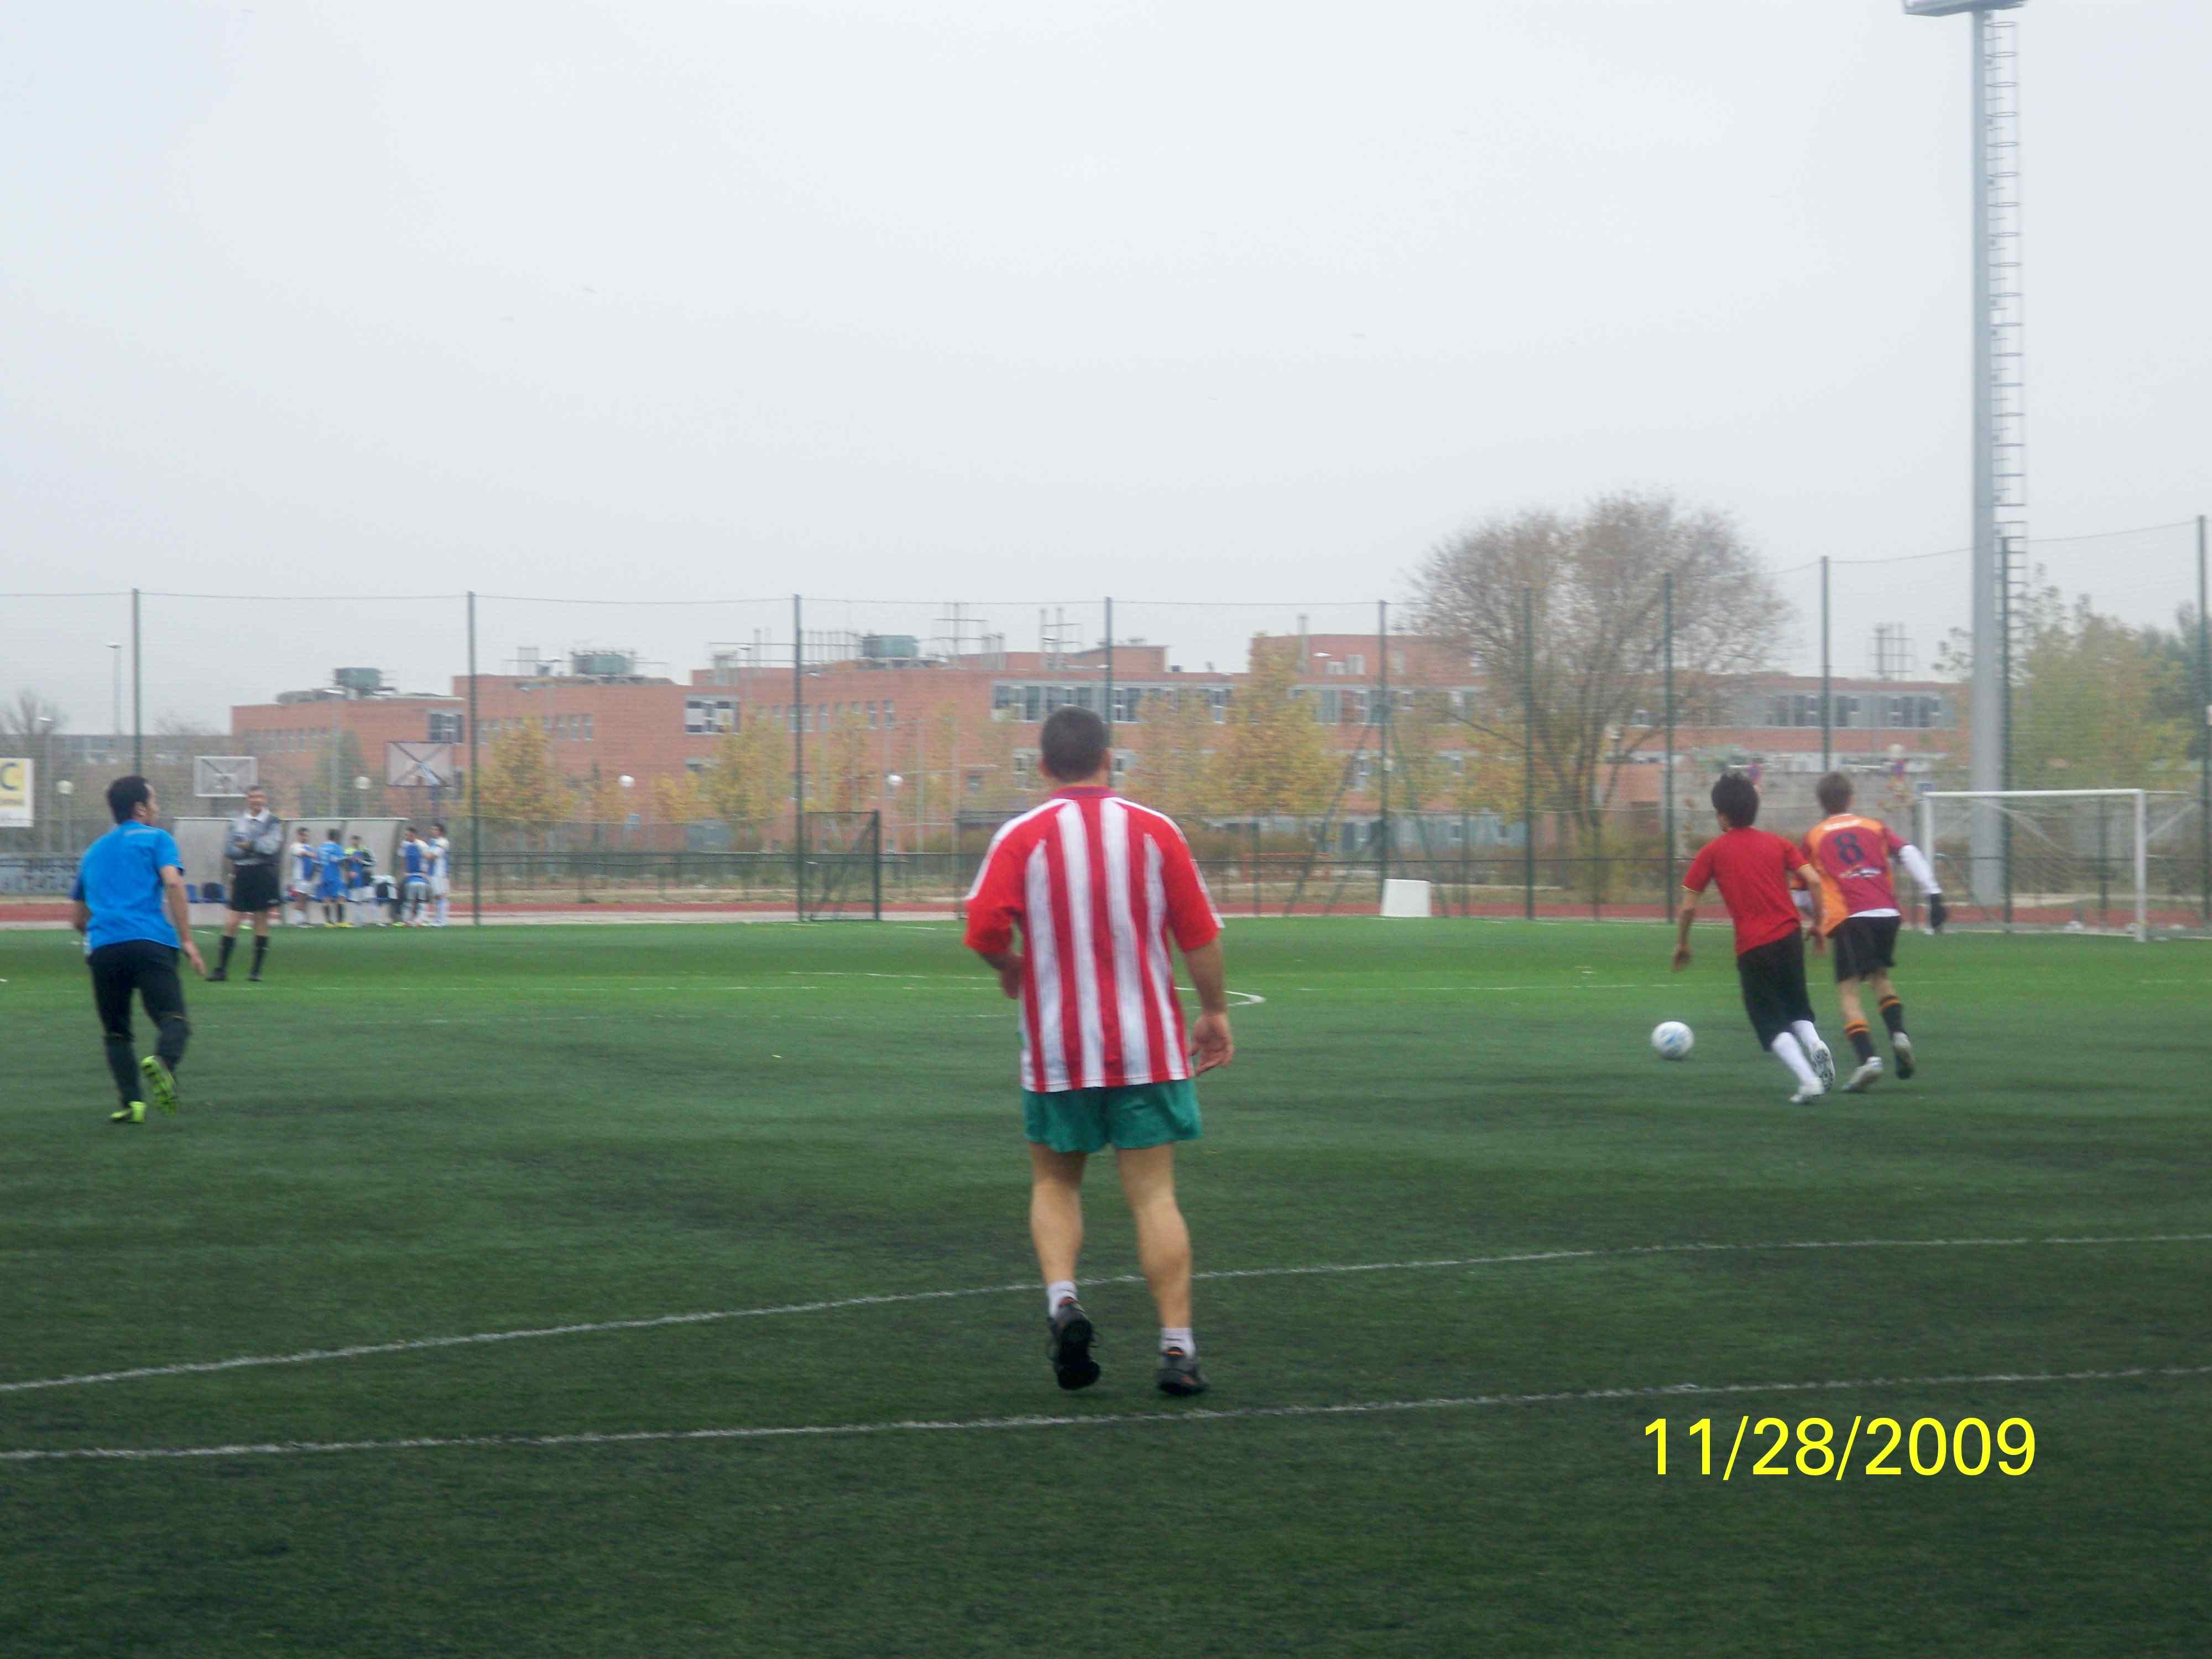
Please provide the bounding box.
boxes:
[1023,1079,1202,1154]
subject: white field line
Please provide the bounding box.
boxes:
[6,1233,2205,1399]
[7,1363,2208,1464]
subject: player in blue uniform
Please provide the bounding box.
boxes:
[317,828,348,927]
[399,826,432,926]
[71,776,206,1124]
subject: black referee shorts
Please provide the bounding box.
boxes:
[1829,916,1902,983]
[228,863,280,913]
[1735,933,1816,1048]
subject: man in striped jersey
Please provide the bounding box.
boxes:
[965,706,1234,1398]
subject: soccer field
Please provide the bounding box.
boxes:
[5,918,2208,1657]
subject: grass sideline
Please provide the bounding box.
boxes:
[4,919,2208,1657]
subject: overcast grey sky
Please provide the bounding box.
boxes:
[4,0,2206,728]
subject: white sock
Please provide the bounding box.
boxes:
[1771,1031,1820,1090]
[1046,1279,1077,1315]
[1790,1019,1825,1055]
[1160,1327,1195,1355]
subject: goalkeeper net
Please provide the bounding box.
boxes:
[1917,789,2205,940]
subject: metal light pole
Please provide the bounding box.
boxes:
[107,642,122,755]
[1905,0,2027,907]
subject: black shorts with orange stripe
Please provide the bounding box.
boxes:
[1830,915,1901,982]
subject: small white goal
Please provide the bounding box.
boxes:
[1916,789,2200,941]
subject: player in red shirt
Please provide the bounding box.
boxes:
[1801,771,1946,1092]
[1672,771,1836,1103]
[966,706,1233,1398]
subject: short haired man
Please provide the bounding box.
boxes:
[964,706,1233,1397]
[317,828,349,927]
[427,821,452,926]
[1673,772,1835,1104]
[398,826,431,926]
[1801,771,1945,1092]
[286,826,319,926]
[211,784,284,982]
[345,834,379,926]
[71,776,205,1124]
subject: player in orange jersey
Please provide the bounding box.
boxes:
[1801,773,1947,1093]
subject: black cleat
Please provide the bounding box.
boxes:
[1047,1299,1100,1391]
[247,973,262,983]
[1156,1348,1208,1397]
[1891,1032,1915,1080]
[205,969,228,983]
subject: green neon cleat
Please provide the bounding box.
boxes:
[110,1101,146,1125]
[139,1057,179,1117]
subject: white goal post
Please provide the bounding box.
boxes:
[1918,789,2151,940]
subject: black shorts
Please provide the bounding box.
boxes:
[1735,933,1815,1048]
[88,940,187,1039]
[1830,916,1901,982]
[228,863,280,912]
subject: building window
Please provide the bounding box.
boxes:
[427,712,462,745]
[686,696,738,735]
[1209,688,1229,724]
[1347,654,1366,677]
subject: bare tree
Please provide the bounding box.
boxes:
[3,689,67,740]
[1412,491,1785,830]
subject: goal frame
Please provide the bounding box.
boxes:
[1918,788,2147,941]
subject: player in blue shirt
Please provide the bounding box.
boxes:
[317,828,348,927]
[71,775,205,1125]
[399,826,432,926]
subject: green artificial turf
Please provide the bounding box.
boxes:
[4,919,2208,1657]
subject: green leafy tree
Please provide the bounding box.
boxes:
[701,716,788,837]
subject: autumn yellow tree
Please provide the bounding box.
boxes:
[1133,688,1220,818]
[700,716,788,840]
[478,723,566,835]
[1220,638,1334,818]
[810,709,877,812]
[652,772,709,824]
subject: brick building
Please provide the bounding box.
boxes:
[226,640,1961,835]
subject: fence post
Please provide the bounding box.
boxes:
[1376,598,1389,902]
[1820,555,1832,774]
[131,587,142,774]
[468,591,481,927]
[2198,513,2209,925]
[1522,585,1535,922]
[1104,596,1114,731]
[1663,571,1676,912]
[792,594,805,917]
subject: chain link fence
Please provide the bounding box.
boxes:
[6,517,2206,928]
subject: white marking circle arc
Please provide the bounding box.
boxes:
[3,1233,2203,1398]
[5,1363,2206,1464]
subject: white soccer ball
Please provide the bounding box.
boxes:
[1651,1021,1694,1061]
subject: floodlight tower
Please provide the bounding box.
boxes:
[1905,0,2025,905]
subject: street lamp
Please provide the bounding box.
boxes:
[618,775,634,847]
[36,715,54,854]
[107,643,121,752]
[57,778,75,854]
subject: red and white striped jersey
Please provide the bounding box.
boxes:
[963,789,1224,1093]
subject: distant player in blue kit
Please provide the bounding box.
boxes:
[399,826,432,926]
[317,828,348,927]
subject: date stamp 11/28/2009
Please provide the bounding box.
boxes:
[1645,1416,2035,1479]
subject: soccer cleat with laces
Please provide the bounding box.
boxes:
[1809,1041,1837,1092]
[1047,1299,1100,1391]
[1156,1348,1209,1397]
[1891,1032,1916,1080]
[139,1056,179,1117]
[109,1101,146,1125]
[1843,1057,1884,1093]
[1789,1082,1827,1105]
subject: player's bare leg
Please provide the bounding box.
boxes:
[1029,1144,1098,1389]
[1870,968,1914,1078]
[1837,975,1881,1092]
[1118,1143,1206,1395]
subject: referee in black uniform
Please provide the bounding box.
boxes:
[212,785,285,982]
